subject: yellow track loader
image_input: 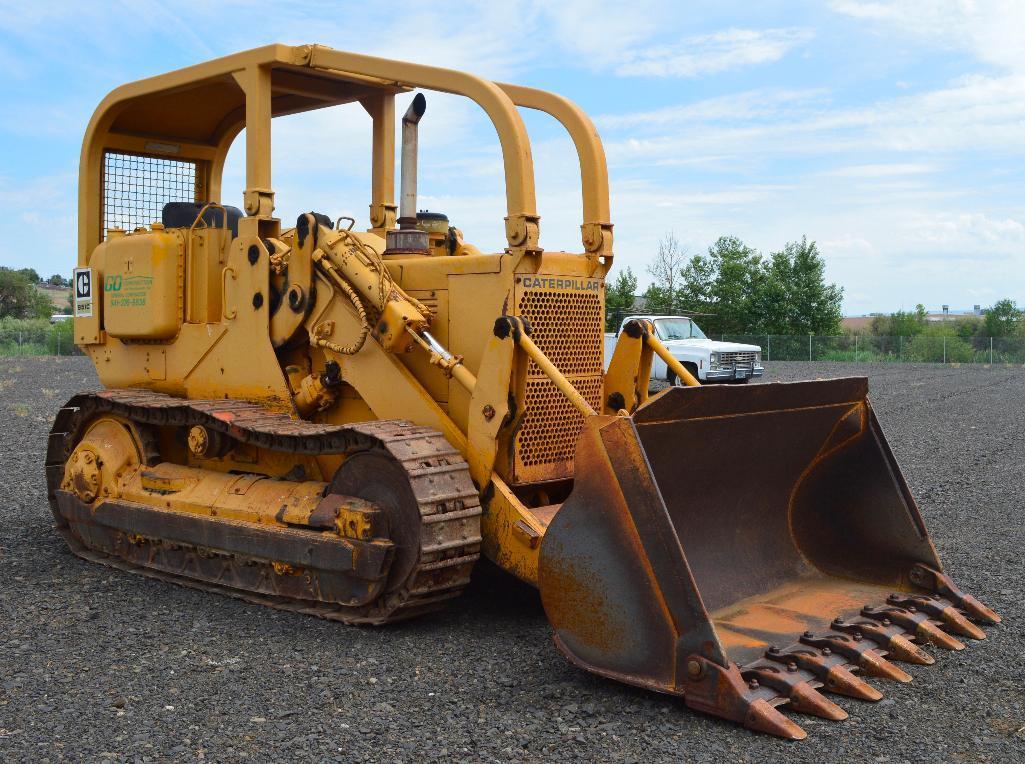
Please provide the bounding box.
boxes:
[50,44,999,739]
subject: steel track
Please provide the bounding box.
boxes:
[46,389,482,625]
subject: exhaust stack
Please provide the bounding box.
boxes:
[399,93,427,229]
[386,93,429,254]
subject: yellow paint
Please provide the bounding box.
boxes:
[70,43,664,587]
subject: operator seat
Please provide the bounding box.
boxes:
[162,202,243,238]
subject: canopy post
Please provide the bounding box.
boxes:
[233,65,275,217]
[361,93,397,235]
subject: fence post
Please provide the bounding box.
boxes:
[855,334,859,363]
[18,330,22,356]
[808,334,812,362]
[56,329,60,357]
[766,335,770,362]
[943,336,946,364]
[990,337,993,365]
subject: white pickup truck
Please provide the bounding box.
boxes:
[604,315,764,384]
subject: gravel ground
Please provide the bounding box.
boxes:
[1,357,1022,763]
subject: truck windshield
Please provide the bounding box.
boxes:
[653,318,707,340]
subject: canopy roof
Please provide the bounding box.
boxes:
[79,44,612,263]
[97,45,405,148]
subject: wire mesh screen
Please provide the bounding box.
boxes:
[102,152,198,236]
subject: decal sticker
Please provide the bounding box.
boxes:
[73,267,93,318]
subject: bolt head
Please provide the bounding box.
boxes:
[822,647,832,656]
[686,660,703,679]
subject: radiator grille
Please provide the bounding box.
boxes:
[720,351,757,366]
[518,376,604,470]
[514,281,604,483]
[102,152,198,237]
[518,289,604,376]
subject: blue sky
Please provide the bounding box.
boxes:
[1,0,1023,314]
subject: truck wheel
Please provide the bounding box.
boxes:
[669,362,701,386]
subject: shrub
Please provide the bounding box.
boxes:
[904,334,974,363]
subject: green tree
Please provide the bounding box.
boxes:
[983,299,1022,337]
[953,316,983,340]
[676,235,762,335]
[16,268,40,284]
[871,304,927,337]
[640,283,673,314]
[0,268,54,318]
[47,273,69,287]
[752,237,842,335]
[604,266,638,330]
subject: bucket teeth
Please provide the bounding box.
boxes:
[787,683,848,721]
[957,593,1001,625]
[861,605,965,650]
[744,698,807,740]
[831,617,935,666]
[742,667,848,721]
[885,633,935,666]
[798,631,910,683]
[938,607,987,640]
[764,647,882,702]
[886,594,987,640]
[915,618,966,651]
[912,566,1002,625]
[683,657,807,740]
[825,664,883,701]
[857,650,913,683]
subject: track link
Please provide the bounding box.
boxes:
[46,389,482,624]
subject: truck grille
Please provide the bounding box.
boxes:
[720,351,757,367]
[513,279,604,483]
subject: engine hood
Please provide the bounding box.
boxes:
[662,338,761,353]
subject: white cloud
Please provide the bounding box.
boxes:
[905,211,1025,248]
[616,27,814,78]
[830,0,1025,73]
[0,171,76,271]
[538,0,666,68]
[600,72,1025,169]
[824,163,938,177]
[2,1,1023,313]
[598,88,829,129]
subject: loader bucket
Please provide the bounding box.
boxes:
[539,378,999,739]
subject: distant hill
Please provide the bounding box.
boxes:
[35,283,70,312]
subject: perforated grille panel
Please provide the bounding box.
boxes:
[102,152,198,237]
[518,376,604,470]
[518,289,604,376]
[513,279,604,483]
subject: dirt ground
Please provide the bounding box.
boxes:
[1,357,1021,762]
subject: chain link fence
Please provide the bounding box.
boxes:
[0,318,82,357]
[720,334,1025,364]
[4,315,1024,365]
